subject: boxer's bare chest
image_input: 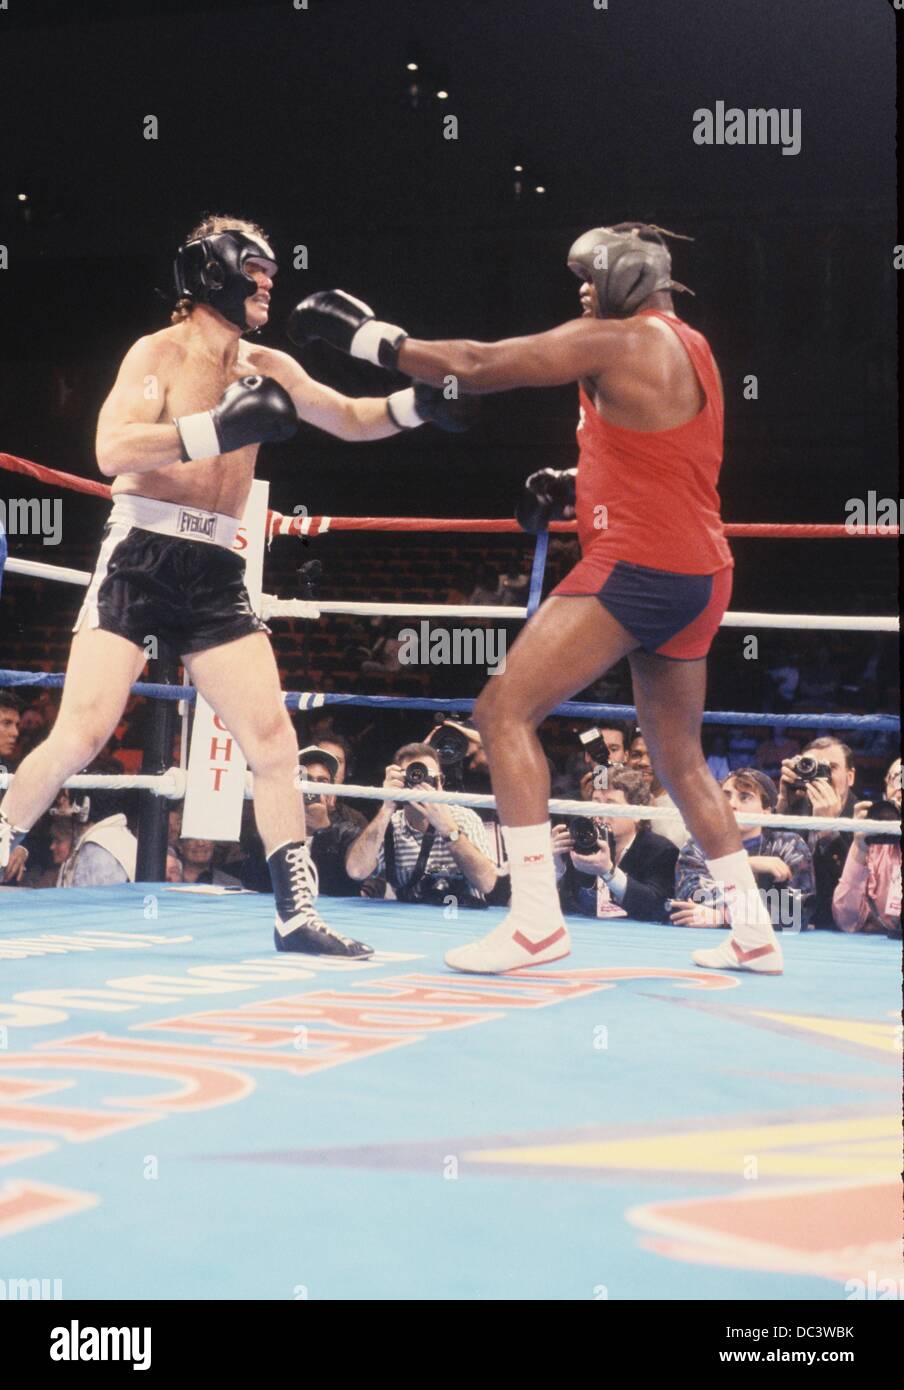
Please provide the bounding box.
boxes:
[115,344,262,518]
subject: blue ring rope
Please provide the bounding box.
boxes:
[0,669,897,730]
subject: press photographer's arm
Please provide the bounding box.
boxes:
[344,765,402,882]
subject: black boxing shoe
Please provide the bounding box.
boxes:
[268,840,373,959]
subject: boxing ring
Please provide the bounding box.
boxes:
[0,450,900,1300]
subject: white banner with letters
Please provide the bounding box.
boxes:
[181,479,269,841]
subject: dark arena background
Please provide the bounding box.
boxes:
[0,0,900,1348]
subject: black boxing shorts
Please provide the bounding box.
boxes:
[73,495,269,655]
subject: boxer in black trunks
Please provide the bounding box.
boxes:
[0,215,467,953]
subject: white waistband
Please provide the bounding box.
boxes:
[108,495,240,549]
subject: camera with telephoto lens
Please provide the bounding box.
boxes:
[791,754,832,789]
[403,760,438,791]
[408,872,487,909]
[569,816,600,855]
[426,721,471,791]
[568,816,615,859]
[862,799,900,847]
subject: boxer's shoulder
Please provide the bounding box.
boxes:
[120,326,185,373]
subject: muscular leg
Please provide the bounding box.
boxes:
[183,633,303,855]
[1,628,146,830]
[629,649,781,971]
[627,650,741,857]
[473,595,638,825]
[184,633,370,958]
[445,596,637,974]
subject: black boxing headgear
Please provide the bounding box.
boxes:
[173,229,277,331]
[567,222,693,319]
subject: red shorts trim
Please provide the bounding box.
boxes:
[655,564,733,659]
[552,555,733,661]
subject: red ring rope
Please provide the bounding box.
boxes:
[2,451,898,539]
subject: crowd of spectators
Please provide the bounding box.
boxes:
[1,683,899,941]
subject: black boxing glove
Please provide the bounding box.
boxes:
[287,290,408,369]
[175,376,298,461]
[386,382,479,433]
[515,468,577,534]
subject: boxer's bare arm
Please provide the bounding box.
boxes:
[96,335,184,477]
[257,347,402,442]
[395,318,633,394]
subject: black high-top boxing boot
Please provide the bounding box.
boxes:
[268,840,373,958]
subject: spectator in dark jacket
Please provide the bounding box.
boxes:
[0,691,22,768]
[316,731,368,831]
[554,766,678,922]
[672,768,815,931]
[241,747,376,897]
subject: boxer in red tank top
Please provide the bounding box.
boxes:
[292,223,784,977]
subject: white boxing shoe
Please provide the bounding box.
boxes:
[444,916,571,975]
[693,935,784,975]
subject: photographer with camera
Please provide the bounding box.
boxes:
[776,736,858,927]
[671,768,815,929]
[424,719,511,906]
[832,757,901,937]
[553,766,678,921]
[345,742,497,906]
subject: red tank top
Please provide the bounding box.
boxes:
[574,310,733,574]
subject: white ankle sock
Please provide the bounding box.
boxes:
[706,849,776,949]
[502,822,563,941]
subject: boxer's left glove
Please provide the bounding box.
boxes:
[386,382,479,433]
[175,376,298,462]
[515,467,577,533]
[288,290,408,370]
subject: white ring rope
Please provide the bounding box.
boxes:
[5,556,92,587]
[4,556,897,632]
[264,597,523,621]
[296,778,901,838]
[0,770,186,799]
[0,767,896,837]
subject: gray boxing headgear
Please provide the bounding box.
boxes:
[567,222,692,319]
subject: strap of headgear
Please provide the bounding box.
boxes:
[567,222,694,318]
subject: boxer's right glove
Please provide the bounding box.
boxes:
[288,290,408,370]
[175,376,298,462]
[515,467,577,534]
[387,382,479,433]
